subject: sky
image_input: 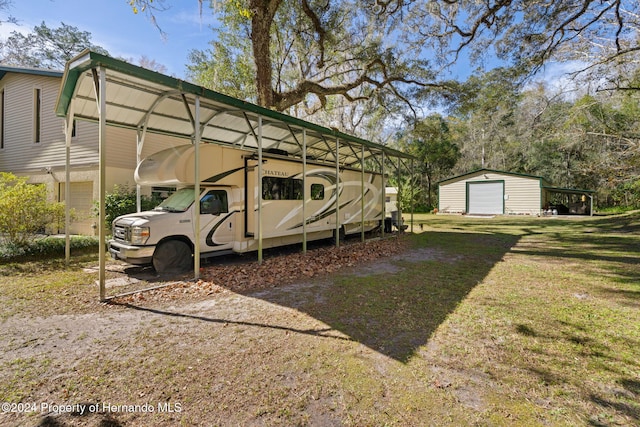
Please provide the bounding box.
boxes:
[0,0,216,78]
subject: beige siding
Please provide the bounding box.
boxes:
[439,171,543,215]
[0,73,98,172]
[438,179,467,213]
[502,174,541,215]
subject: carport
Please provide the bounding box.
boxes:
[54,50,415,300]
[543,186,594,216]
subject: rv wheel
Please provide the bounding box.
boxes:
[152,240,193,273]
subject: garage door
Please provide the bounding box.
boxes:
[467,181,504,214]
[60,182,94,235]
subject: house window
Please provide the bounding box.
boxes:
[33,88,42,143]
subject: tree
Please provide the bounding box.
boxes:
[0,0,16,24]
[132,0,436,114]
[0,21,109,69]
[399,114,460,210]
[403,1,640,88]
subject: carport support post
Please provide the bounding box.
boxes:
[410,158,415,233]
[97,67,106,301]
[335,138,340,248]
[361,145,365,242]
[302,129,307,253]
[257,116,263,264]
[64,106,74,265]
[397,156,402,231]
[381,151,385,239]
[135,128,146,212]
[193,96,201,279]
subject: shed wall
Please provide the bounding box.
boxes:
[439,171,542,215]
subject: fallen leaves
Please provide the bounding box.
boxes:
[112,236,408,305]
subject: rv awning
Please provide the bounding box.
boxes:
[55,50,413,168]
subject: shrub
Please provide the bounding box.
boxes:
[96,185,162,231]
[0,235,99,261]
[0,172,66,246]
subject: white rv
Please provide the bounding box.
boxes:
[108,143,383,272]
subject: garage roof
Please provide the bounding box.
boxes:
[55,50,413,169]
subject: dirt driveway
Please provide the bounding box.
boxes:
[3,237,477,426]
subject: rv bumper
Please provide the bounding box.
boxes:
[108,240,155,265]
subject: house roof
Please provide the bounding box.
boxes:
[0,64,63,80]
[438,168,550,185]
[439,168,594,195]
[54,50,414,170]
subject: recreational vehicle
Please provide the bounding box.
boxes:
[108,143,384,272]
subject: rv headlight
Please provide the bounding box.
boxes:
[131,226,150,245]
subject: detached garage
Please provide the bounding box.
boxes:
[438,169,593,216]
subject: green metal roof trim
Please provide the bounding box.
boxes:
[0,65,63,80]
[438,168,550,185]
[55,50,414,166]
[543,185,594,194]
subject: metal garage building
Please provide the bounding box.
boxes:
[438,169,593,216]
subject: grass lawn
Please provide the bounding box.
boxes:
[0,213,638,426]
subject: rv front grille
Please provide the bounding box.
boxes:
[113,224,130,243]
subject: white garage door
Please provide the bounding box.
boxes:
[60,181,94,235]
[468,181,504,214]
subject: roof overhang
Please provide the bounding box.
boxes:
[543,186,595,195]
[0,65,63,80]
[55,50,414,169]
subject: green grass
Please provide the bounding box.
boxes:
[1,213,639,426]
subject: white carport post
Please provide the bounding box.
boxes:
[64,104,74,265]
[96,67,107,301]
[302,129,307,253]
[361,145,365,242]
[410,158,415,233]
[335,138,340,248]
[135,127,147,212]
[381,151,386,239]
[257,116,263,264]
[193,96,201,279]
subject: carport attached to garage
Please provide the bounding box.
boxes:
[466,180,504,215]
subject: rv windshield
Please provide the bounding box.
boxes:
[155,188,195,212]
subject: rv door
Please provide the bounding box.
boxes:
[199,189,234,250]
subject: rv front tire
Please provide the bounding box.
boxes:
[152,240,193,273]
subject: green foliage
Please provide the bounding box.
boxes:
[0,21,109,69]
[398,114,460,211]
[97,185,162,231]
[0,235,99,262]
[0,172,67,246]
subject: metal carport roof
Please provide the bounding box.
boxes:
[55,50,413,168]
[55,50,415,300]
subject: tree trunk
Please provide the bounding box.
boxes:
[250,0,280,108]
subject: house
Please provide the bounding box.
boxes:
[438,168,593,216]
[0,64,180,234]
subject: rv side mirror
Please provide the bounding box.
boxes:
[201,199,222,215]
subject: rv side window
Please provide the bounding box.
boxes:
[262,177,303,200]
[201,190,228,214]
[311,184,324,200]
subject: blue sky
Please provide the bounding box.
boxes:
[0,0,215,78]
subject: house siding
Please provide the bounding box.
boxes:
[0,68,189,235]
[439,170,543,215]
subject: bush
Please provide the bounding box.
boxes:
[96,185,162,231]
[0,172,67,246]
[0,235,99,261]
